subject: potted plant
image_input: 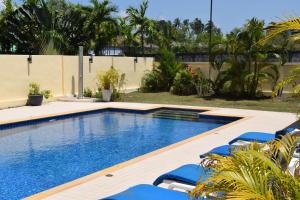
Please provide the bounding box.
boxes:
[97,67,122,102]
[27,82,51,106]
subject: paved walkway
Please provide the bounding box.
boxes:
[0,102,298,200]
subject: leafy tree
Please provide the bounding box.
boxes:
[190,18,204,35]
[0,0,15,53]
[84,0,118,55]
[4,0,68,54]
[126,0,150,55]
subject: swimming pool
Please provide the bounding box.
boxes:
[0,108,238,199]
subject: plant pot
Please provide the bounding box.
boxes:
[27,95,43,106]
[102,89,112,102]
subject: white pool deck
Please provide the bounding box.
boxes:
[0,102,298,200]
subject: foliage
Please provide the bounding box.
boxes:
[0,0,225,55]
[84,87,93,97]
[170,69,195,96]
[191,134,300,200]
[157,49,183,90]
[272,66,300,98]
[259,17,300,100]
[96,66,121,90]
[141,49,182,92]
[259,17,300,45]
[126,0,150,55]
[93,87,102,99]
[192,69,211,97]
[28,82,51,99]
[141,70,162,92]
[84,0,118,54]
[208,18,284,98]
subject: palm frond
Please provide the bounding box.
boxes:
[259,17,300,45]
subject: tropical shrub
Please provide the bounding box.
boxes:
[192,70,211,97]
[170,69,195,96]
[191,134,300,200]
[141,49,182,92]
[141,70,162,92]
[96,66,125,100]
[84,87,93,97]
[96,67,120,90]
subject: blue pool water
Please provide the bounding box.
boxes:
[0,109,233,199]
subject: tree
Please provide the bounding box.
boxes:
[84,0,118,55]
[4,0,68,54]
[0,0,14,53]
[190,18,204,35]
[126,0,150,55]
[260,17,300,98]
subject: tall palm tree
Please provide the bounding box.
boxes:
[84,0,118,55]
[126,0,150,56]
[118,17,138,47]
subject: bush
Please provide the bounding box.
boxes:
[141,71,162,92]
[141,49,182,92]
[170,70,196,96]
[192,70,211,97]
[84,87,93,97]
[93,88,102,99]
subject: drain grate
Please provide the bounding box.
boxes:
[152,110,200,121]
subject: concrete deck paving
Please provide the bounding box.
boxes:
[0,102,298,200]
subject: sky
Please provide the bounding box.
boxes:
[2,0,300,33]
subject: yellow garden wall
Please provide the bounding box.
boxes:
[0,55,154,108]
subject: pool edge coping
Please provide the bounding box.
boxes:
[10,104,250,200]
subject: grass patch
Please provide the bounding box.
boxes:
[119,92,299,113]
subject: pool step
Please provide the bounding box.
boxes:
[152,110,200,121]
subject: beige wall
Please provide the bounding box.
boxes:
[0,55,153,108]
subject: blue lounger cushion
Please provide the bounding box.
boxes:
[228,132,274,145]
[102,184,206,200]
[153,164,212,186]
[200,145,237,158]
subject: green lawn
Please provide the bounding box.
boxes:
[119,92,299,113]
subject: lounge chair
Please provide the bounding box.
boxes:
[229,128,299,145]
[200,129,300,158]
[101,184,206,200]
[153,164,212,191]
[200,145,236,158]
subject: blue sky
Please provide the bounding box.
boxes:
[70,0,300,33]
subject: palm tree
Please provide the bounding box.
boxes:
[5,0,67,54]
[0,0,14,53]
[84,0,118,55]
[126,0,150,56]
[118,17,138,47]
[191,134,300,199]
[259,17,300,98]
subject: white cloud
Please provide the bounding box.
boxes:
[158,15,166,21]
[0,0,4,11]
[118,10,128,18]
